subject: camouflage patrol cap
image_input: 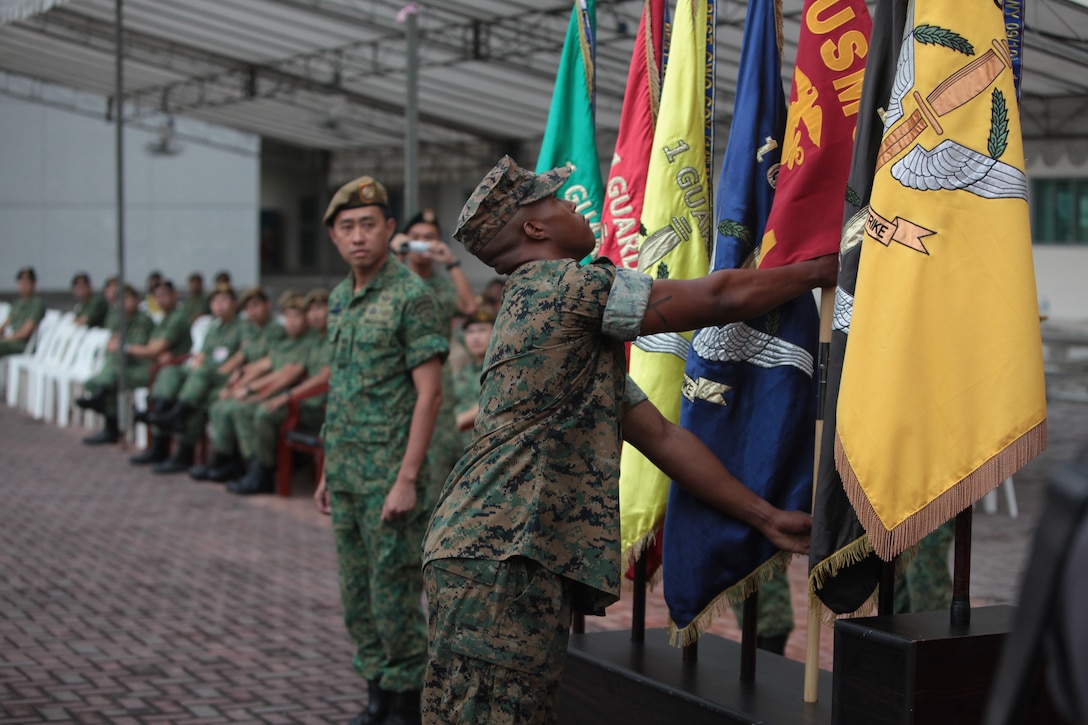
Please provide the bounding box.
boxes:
[279,291,307,312]
[453,155,571,256]
[323,176,390,226]
[304,288,329,307]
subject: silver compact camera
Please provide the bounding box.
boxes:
[399,240,432,254]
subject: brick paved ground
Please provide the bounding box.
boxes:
[2,389,1086,722]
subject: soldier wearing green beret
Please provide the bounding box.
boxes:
[229,288,331,495]
[78,284,155,444]
[0,267,46,357]
[421,156,837,722]
[136,283,244,475]
[314,175,448,725]
[71,272,109,329]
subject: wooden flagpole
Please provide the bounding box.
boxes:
[803,285,836,702]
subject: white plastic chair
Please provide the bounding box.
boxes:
[28,323,88,420]
[5,310,66,409]
[44,327,112,427]
[980,476,1019,519]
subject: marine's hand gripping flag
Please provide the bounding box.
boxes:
[836,0,1046,560]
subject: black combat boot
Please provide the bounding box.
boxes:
[75,387,108,414]
[348,680,390,725]
[151,443,194,475]
[189,451,230,480]
[133,397,168,424]
[130,435,170,465]
[383,690,421,725]
[757,634,788,655]
[82,416,119,445]
[147,400,193,429]
[227,461,276,495]
[206,454,245,482]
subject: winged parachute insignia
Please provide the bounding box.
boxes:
[633,332,691,360]
[691,322,814,376]
[833,285,854,335]
[892,139,1027,200]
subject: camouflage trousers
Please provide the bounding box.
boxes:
[422,557,573,725]
[731,566,794,638]
[170,366,227,445]
[206,398,256,456]
[894,520,954,614]
[331,489,428,693]
[84,357,151,417]
[244,402,324,467]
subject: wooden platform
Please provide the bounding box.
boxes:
[559,629,833,725]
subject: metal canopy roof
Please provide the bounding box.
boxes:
[2,0,1088,183]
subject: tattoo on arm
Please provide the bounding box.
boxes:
[646,295,673,327]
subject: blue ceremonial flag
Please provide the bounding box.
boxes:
[664,0,819,644]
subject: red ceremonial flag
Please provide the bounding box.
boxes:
[758,0,871,269]
[597,0,668,268]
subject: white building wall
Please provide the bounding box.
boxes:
[0,93,260,292]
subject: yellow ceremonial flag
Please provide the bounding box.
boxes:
[619,0,714,563]
[835,0,1046,560]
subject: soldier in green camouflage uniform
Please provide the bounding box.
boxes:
[179,273,210,324]
[314,176,447,725]
[229,289,330,495]
[71,272,109,328]
[0,267,46,357]
[894,520,954,613]
[451,306,495,451]
[422,157,834,723]
[393,209,478,506]
[187,287,287,481]
[79,284,154,444]
[139,283,244,475]
[203,293,311,483]
[125,280,193,466]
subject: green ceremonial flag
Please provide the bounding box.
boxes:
[536,0,605,247]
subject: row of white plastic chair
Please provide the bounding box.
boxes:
[4,311,114,427]
[3,311,216,433]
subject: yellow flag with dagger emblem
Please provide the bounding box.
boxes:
[835,0,1046,560]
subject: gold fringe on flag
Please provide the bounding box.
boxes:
[836,419,1047,561]
[667,550,793,647]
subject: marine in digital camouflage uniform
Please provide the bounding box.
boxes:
[71,272,109,328]
[0,267,46,357]
[78,284,154,444]
[141,283,244,475]
[422,157,834,723]
[316,176,447,725]
[229,288,331,496]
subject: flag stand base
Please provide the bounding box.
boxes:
[559,629,833,724]
[832,604,1060,724]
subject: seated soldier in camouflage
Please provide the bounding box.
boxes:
[137,283,243,475]
[229,288,331,496]
[120,280,193,465]
[71,272,109,328]
[187,287,286,480]
[421,157,837,723]
[0,267,46,357]
[201,292,311,484]
[78,284,155,445]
